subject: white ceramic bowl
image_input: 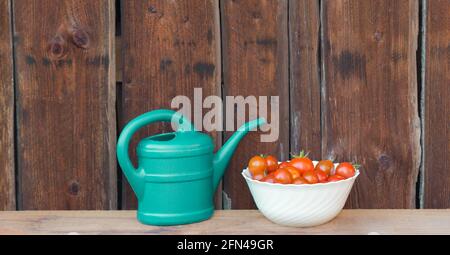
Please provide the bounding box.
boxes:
[242,161,359,227]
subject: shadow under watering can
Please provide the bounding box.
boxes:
[117,109,265,225]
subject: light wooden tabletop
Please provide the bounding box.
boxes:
[0,210,449,235]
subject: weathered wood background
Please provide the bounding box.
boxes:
[0,0,448,210]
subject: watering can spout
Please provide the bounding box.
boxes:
[212,118,266,190]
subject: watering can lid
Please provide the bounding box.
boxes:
[137,131,214,158]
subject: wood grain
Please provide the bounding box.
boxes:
[116,36,122,82]
[13,0,116,209]
[423,0,450,208]
[0,0,15,211]
[0,210,449,234]
[289,0,321,159]
[120,0,221,209]
[321,0,420,208]
[221,0,289,209]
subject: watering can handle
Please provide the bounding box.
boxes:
[116,109,194,199]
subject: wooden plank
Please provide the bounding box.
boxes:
[221,0,289,209]
[120,0,221,209]
[0,0,15,211]
[423,0,450,208]
[116,36,122,82]
[0,210,450,234]
[321,0,420,208]
[289,0,321,159]
[13,0,116,209]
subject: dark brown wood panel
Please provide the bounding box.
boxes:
[289,0,321,159]
[424,0,450,208]
[0,0,15,210]
[322,0,420,208]
[120,0,221,209]
[13,0,116,209]
[221,0,289,209]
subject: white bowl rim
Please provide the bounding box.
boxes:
[242,161,360,187]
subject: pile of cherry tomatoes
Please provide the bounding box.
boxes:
[247,152,358,184]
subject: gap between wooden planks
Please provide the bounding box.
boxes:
[0,210,449,235]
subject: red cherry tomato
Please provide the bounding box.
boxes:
[252,172,265,181]
[315,169,328,183]
[302,170,319,184]
[278,161,291,169]
[293,176,309,185]
[248,155,267,176]
[265,155,278,173]
[290,152,314,174]
[273,169,293,184]
[285,166,301,180]
[315,160,334,176]
[335,162,356,179]
[261,173,276,183]
[328,174,345,182]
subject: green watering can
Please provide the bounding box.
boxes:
[117,109,265,225]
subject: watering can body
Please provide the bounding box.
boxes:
[117,109,264,226]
